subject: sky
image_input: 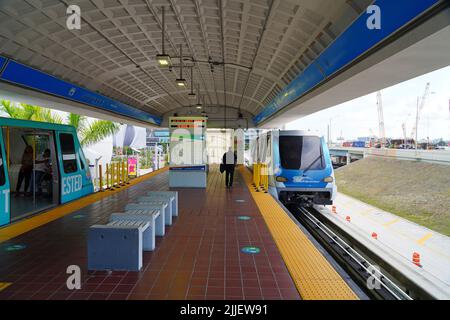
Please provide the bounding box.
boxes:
[286,66,450,142]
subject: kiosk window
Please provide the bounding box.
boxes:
[59,133,78,173]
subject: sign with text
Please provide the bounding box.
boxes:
[128,157,137,177]
[169,117,207,166]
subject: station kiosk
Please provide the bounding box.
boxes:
[168,117,207,188]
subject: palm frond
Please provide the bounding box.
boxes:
[35,108,63,124]
[0,100,19,118]
[80,120,119,146]
[67,113,85,131]
[19,103,39,120]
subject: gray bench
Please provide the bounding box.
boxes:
[109,209,160,251]
[137,196,172,226]
[125,203,166,235]
[88,220,149,271]
[146,191,178,217]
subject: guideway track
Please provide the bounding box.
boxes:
[288,205,416,300]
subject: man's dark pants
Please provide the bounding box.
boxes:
[225,165,235,187]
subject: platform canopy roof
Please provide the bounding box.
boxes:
[0,0,373,124]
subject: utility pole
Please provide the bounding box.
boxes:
[415,97,419,150]
[376,91,386,148]
[401,123,407,148]
[327,123,331,147]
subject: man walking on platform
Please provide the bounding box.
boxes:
[222,147,237,189]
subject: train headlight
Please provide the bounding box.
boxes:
[323,176,334,183]
[275,176,288,182]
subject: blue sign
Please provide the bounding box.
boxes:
[0,58,162,125]
[241,246,260,254]
[253,0,440,125]
[153,130,170,137]
[238,216,252,221]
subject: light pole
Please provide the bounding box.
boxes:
[415,97,419,150]
[328,115,340,147]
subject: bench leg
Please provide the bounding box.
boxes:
[88,227,142,271]
[169,198,177,217]
[155,211,165,236]
[142,219,156,251]
[165,203,172,226]
[173,197,178,216]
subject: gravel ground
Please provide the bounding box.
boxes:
[335,157,450,236]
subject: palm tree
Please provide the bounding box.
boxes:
[0,100,119,146]
[68,114,119,147]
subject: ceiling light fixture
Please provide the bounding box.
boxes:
[176,44,186,87]
[188,67,196,99]
[196,84,202,108]
[156,7,171,68]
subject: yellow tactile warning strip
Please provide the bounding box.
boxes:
[240,167,358,300]
[0,167,169,243]
[0,282,12,292]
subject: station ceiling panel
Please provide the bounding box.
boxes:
[0,0,371,122]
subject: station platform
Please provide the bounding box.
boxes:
[316,193,450,299]
[0,166,356,300]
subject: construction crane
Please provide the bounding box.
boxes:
[376,91,386,147]
[410,82,430,147]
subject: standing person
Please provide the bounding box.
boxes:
[15,145,34,197]
[222,147,237,189]
[33,149,51,195]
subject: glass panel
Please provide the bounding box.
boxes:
[59,133,78,173]
[279,136,324,170]
[8,128,57,221]
[279,136,302,169]
[300,136,324,170]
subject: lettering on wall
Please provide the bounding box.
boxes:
[366,5,381,30]
[66,5,81,30]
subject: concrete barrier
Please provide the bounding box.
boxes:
[364,148,450,165]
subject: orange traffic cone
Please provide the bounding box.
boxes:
[371,232,378,240]
[345,216,351,222]
[332,206,336,213]
[412,252,422,267]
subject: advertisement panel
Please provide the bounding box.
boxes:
[128,157,138,177]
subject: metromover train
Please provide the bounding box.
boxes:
[0,117,94,226]
[245,130,336,206]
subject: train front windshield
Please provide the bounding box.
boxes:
[279,136,324,170]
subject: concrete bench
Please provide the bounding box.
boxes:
[137,196,172,226]
[88,220,149,271]
[109,209,160,251]
[125,203,166,235]
[146,191,178,217]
